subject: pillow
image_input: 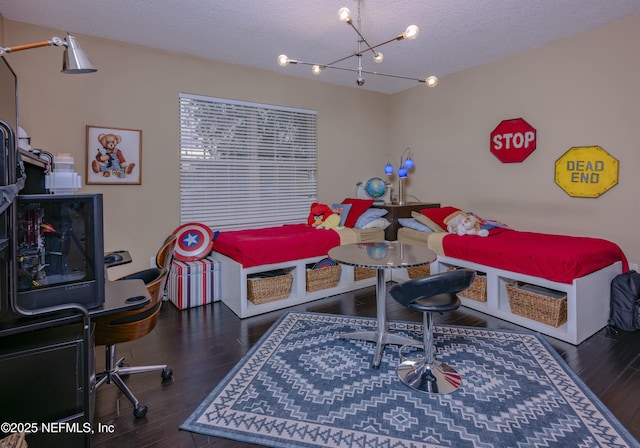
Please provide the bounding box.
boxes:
[354,208,388,229]
[411,211,445,232]
[418,206,462,231]
[362,217,391,230]
[398,217,434,232]
[341,198,374,227]
[331,203,352,227]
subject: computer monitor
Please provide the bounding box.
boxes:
[16,194,105,310]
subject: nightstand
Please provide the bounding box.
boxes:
[373,202,440,240]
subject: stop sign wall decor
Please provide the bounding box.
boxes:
[490,118,537,163]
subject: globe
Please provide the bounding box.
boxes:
[365,177,386,199]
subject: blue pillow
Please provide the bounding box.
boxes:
[354,208,388,229]
[398,218,434,232]
[331,203,352,227]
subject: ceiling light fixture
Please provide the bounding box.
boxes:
[0,33,97,74]
[277,0,437,88]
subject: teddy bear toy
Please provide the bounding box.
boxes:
[308,203,342,230]
[92,133,136,178]
[444,211,489,237]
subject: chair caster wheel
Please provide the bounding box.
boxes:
[134,405,148,419]
[161,368,173,380]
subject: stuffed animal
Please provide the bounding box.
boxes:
[444,211,489,237]
[308,203,342,229]
[92,133,135,178]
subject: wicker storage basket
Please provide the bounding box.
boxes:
[306,265,341,292]
[247,270,293,305]
[354,267,376,281]
[507,282,567,327]
[447,267,487,302]
[408,264,430,279]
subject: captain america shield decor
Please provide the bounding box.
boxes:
[172,222,214,261]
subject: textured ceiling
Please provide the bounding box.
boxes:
[1,0,639,94]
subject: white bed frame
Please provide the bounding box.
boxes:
[215,252,387,318]
[393,256,621,345]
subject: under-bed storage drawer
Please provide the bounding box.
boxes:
[247,269,293,304]
[506,282,567,327]
[446,266,487,302]
[305,264,341,293]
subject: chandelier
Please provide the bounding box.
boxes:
[277,1,438,88]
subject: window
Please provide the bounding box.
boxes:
[179,93,317,230]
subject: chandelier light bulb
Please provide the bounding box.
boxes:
[425,75,438,88]
[338,7,352,23]
[277,54,290,67]
[403,25,420,40]
[373,52,384,63]
[312,64,323,75]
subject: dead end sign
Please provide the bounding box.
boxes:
[490,118,537,163]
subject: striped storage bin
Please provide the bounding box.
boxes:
[168,256,221,309]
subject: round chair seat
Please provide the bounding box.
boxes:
[407,292,461,314]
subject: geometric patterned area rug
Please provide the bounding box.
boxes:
[181,311,639,448]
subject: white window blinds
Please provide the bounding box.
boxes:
[179,93,317,231]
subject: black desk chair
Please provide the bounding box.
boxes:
[94,235,176,418]
[389,269,475,394]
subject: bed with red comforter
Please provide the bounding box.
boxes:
[438,227,628,284]
[212,224,385,319]
[213,224,383,268]
[396,207,628,344]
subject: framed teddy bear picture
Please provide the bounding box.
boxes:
[86,125,142,185]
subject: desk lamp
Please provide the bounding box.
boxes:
[384,147,414,205]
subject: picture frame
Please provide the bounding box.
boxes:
[86,125,142,185]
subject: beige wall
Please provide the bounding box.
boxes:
[3,14,639,274]
[389,14,640,267]
[3,20,390,275]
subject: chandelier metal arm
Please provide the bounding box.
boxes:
[293,60,430,83]
[346,21,380,59]
[324,33,406,67]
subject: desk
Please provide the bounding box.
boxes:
[329,242,436,368]
[0,253,149,448]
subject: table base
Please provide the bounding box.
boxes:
[339,268,420,369]
[340,330,421,369]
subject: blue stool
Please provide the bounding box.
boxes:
[389,269,475,394]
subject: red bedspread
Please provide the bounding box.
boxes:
[213,224,340,268]
[442,228,628,284]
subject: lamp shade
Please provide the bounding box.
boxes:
[62,34,97,74]
[384,163,394,175]
[404,157,414,169]
[398,167,408,178]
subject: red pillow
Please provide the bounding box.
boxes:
[419,206,462,230]
[341,198,375,227]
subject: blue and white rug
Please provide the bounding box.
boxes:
[181,312,639,447]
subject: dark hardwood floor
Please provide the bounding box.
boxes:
[92,285,640,447]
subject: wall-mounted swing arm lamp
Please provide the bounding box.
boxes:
[0,33,97,74]
[277,1,437,88]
